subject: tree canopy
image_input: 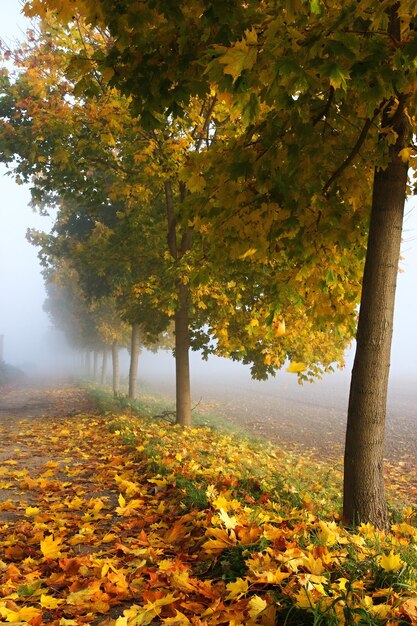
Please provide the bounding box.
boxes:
[1,0,415,526]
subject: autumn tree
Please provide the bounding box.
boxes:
[22,0,417,527]
[0,16,356,424]
[42,263,104,370]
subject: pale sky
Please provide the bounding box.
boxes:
[0,1,416,383]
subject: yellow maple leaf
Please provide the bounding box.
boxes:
[226,577,249,600]
[361,595,391,619]
[248,595,267,618]
[25,506,40,517]
[295,587,317,611]
[202,527,237,553]
[115,475,140,497]
[274,319,286,337]
[212,494,233,511]
[301,553,325,575]
[185,172,206,192]
[317,521,348,546]
[286,361,306,373]
[1,606,41,622]
[66,581,101,606]
[398,147,412,162]
[65,496,84,510]
[40,594,64,609]
[40,534,64,559]
[377,550,404,572]
[218,508,238,529]
[120,595,178,625]
[88,497,106,513]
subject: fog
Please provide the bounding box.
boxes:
[1,161,416,412]
[1,2,417,445]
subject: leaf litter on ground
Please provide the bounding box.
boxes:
[0,385,416,625]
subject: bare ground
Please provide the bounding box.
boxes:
[0,383,98,521]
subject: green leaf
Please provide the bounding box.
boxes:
[321,61,350,90]
[219,29,258,83]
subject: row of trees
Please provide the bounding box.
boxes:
[1,0,415,527]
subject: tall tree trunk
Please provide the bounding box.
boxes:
[343,89,409,526]
[93,349,99,380]
[129,324,140,400]
[101,346,109,385]
[164,179,193,426]
[112,341,120,396]
[175,282,192,426]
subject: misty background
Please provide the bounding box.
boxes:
[1,2,416,455]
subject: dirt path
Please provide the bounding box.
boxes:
[0,385,98,521]
[0,384,95,423]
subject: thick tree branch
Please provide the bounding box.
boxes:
[322,107,382,196]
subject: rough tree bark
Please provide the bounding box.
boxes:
[128,324,140,400]
[343,12,410,526]
[101,346,109,385]
[111,341,120,396]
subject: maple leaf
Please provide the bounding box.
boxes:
[295,587,318,611]
[118,595,178,625]
[286,361,306,373]
[377,551,404,572]
[273,319,286,337]
[116,494,143,515]
[40,534,64,558]
[317,520,348,546]
[219,29,258,83]
[25,506,40,516]
[400,598,417,621]
[225,578,249,600]
[248,595,268,618]
[40,594,64,609]
[185,172,206,193]
[398,147,412,163]
[115,475,140,497]
[301,553,325,575]
[218,508,238,529]
[202,527,237,553]
[0,605,41,622]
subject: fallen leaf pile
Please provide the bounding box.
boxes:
[0,386,416,625]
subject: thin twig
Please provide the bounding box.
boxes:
[191,397,203,412]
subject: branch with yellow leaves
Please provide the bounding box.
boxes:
[322,105,382,196]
